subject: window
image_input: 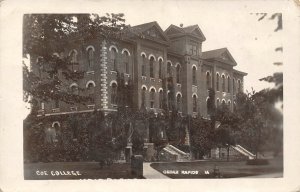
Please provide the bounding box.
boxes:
[176,65,181,84]
[158,59,162,79]
[70,50,78,72]
[141,87,146,107]
[207,98,211,115]
[233,78,236,94]
[123,51,129,74]
[222,75,226,92]
[189,44,197,56]
[193,95,197,112]
[54,100,59,108]
[168,92,172,110]
[87,82,95,102]
[111,83,117,105]
[216,73,220,91]
[216,99,220,108]
[192,66,197,85]
[167,62,172,77]
[150,57,155,78]
[150,88,155,108]
[142,55,146,76]
[206,72,211,89]
[70,84,79,95]
[238,80,241,92]
[159,90,163,109]
[87,48,94,69]
[228,100,231,107]
[176,94,182,112]
[227,77,230,93]
[111,48,117,71]
[222,100,226,106]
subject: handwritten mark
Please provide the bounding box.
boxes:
[275,47,283,52]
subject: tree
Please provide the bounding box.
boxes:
[190,117,213,159]
[23,14,127,114]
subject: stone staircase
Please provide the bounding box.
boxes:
[162,144,190,162]
[231,145,256,159]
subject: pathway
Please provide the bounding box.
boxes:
[143,163,169,179]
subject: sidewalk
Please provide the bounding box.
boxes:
[143,163,169,179]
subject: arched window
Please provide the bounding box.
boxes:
[159,90,163,109]
[142,55,146,76]
[53,100,59,109]
[227,76,230,93]
[222,99,226,106]
[228,100,231,107]
[70,84,79,95]
[233,78,236,94]
[176,65,181,84]
[216,73,220,91]
[207,98,211,115]
[150,57,155,78]
[193,95,197,112]
[216,99,220,108]
[141,87,146,107]
[87,82,95,102]
[168,92,172,110]
[150,88,155,108]
[111,48,117,71]
[206,72,211,89]
[177,94,182,112]
[167,62,172,77]
[192,66,197,85]
[222,75,226,92]
[70,50,78,72]
[111,83,117,105]
[87,48,94,69]
[123,50,129,74]
[158,59,163,79]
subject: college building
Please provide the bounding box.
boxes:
[33,21,247,118]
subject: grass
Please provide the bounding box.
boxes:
[24,161,140,180]
[150,157,283,179]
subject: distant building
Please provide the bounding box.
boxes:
[32,21,247,118]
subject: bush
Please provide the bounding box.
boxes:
[246,159,269,165]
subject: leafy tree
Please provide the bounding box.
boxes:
[23,14,127,113]
[190,117,213,159]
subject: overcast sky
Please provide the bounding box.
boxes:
[93,0,283,92]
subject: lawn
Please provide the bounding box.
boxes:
[150,157,283,179]
[24,162,139,179]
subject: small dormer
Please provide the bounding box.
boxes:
[165,24,206,56]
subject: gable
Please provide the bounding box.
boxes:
[190,27,206,41]
[143,25,169,42]
[165,26,183,36]
[218,50,237,65]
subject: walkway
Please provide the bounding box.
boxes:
[143,163,169,179]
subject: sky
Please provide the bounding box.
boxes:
[90,0,283,92]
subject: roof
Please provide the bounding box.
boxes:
[129,21,170,44]
[164,24,206,41]
[202,48,228,59]
[130,21,158,33]
[233,69,248,76]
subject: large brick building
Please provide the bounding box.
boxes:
[33,21,246,118]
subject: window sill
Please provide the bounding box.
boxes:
[141,76,147,80]
[177,83,181,87]
[124,73,130,77]
[70,107,77,111]
[86,71,95,75]
[87,104,95,109]
[52,108,60,113]
[110,70,117,74]
[111,104,118,108]
[150,78,155,81]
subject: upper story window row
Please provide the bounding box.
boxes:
[109,46,131,74]
[141,53,163,79]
